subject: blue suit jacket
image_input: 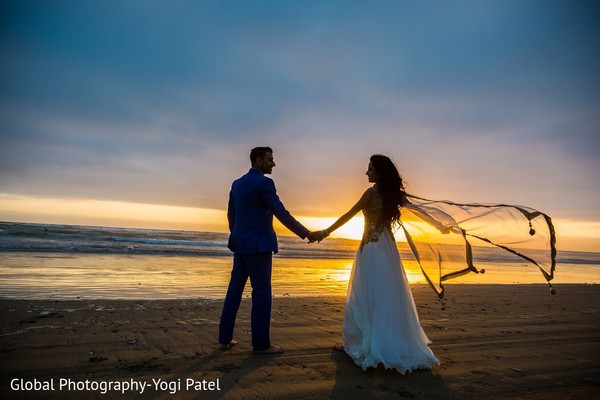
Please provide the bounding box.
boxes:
[227,168,309,254]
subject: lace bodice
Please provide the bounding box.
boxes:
[360,189,393,251]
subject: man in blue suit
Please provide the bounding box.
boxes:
[219,147,321,354]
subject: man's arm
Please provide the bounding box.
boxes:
[262,179,309,239]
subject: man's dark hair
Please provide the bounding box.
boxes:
[250,147,273,164]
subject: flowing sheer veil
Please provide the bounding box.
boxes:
[400,194,557,301]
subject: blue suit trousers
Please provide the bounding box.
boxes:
[218,252,272,351]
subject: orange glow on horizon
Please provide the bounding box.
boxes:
[0,194,226,232]
[1,194,599,252]
[285,216,366,241]
[284,215,408,242]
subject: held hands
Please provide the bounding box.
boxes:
[307,229,329,243]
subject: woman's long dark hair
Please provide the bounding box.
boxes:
[370,154,406,228]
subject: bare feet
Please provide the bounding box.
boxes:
[254,344,285,354]
[219,339,238,350]
[333,344,344,351]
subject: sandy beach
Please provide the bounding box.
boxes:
[1,284,599,399]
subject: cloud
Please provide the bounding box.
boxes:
[1,0,599,224]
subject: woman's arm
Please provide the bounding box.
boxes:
[321,188,374,237]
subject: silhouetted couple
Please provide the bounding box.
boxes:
[218,147,439,373]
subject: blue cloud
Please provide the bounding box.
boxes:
[1,0,598,218]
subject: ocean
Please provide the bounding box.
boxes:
[1,221,599,300]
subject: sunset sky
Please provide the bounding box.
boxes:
[1,1,599,251]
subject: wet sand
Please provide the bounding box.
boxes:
[1,284,599,399]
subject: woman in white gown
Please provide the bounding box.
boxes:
[317,154,440,374]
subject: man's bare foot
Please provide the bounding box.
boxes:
[254,344,284,354]
[333,344,344,351]
[219,339,238,350]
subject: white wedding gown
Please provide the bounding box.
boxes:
[341,191,440,374]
